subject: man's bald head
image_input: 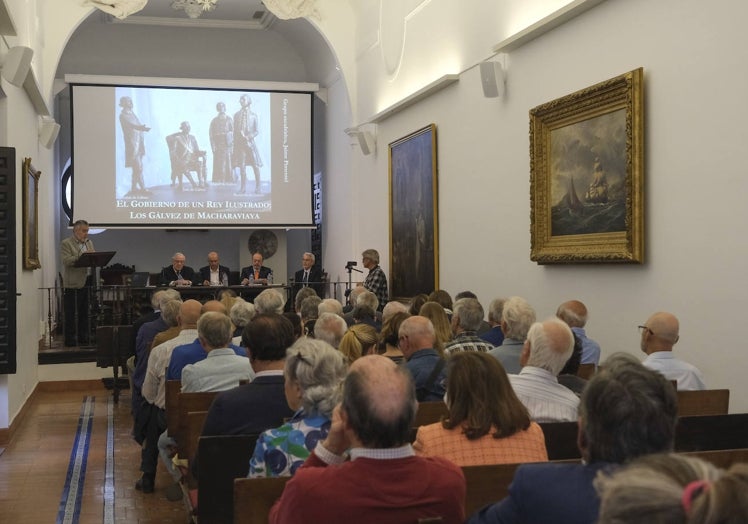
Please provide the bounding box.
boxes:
[179,299,202,328]
[342,355,416,448]
[398,315,436,358]
[641,312,680,354]
[201,300,227,315]
[556,300,588,328]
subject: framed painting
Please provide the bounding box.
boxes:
[530,67,644,264]
[23,157,41,269]
[389,124,438,298]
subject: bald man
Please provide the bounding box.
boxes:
[509,317,579,422]
[199,251,232,286]
[556,300,601,367]
[269,355,465,523]
[399,316,447,402]
[166,300,246,380]
[639,311,705,390]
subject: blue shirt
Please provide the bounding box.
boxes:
[405,349,447,402]
[166,339,246,380]
[571,327,601,366]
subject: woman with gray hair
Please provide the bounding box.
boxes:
[230,298,255,345]
[248,338,347,478]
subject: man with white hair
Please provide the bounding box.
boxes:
[254,288,286,314]
[344,289,381,327]
[294,252,324,297]
[314,312,348,348]
[381,300,408,323]
[480,298,506,347]
[509,318,579,422]
[488,296,536,373]
[639,311,705,390]
[318,298,344,317]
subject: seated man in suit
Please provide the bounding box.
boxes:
[488,296,536,374]
[269,354,465,523]
[467,353,678,524]
[159,252,196,287]
[200,313,296,437]
[240,252,273,285]
[198,251,231,286]
[293,252,324,297]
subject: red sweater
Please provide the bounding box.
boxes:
[269,451,466,524]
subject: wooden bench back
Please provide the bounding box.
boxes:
[176,391,218,457]
[165,379,181,437]
[234,476,289,524]
[539,421,580,460]
[576,363,595,379]
[674,413,748,452]
[414,401,449,427]
[677,389,729,417]
[198,434,259,524]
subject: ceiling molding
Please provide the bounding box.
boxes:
[107,11,276,30]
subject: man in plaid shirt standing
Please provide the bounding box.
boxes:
[361,248,388,311]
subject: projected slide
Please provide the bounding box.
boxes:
[71,83,313,228]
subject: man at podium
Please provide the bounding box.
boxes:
[60,219,94,347]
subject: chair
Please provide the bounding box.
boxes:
[233,477,289,524]
[166,132,207,190]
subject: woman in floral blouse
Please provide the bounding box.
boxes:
[248,338,347,477]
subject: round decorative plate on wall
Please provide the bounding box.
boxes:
[248,230,278,259]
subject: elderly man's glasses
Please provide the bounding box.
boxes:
[637,325,654,336]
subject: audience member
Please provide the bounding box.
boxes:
[294,286,317,314]
[229,298,255,344]
[253,288,286,314]
[181,312,254,392]
[159,252,196,287]
[639,311,706,390]
[557,333,587,396]
[314,312,348,348]
[595,453,748,524]
[480,298,505,347]
[338,323,379,364]
[419,301,452,354]
[556,300,601,367]
[150,299,183,350]
[240,252,273,285]
[351,304,380,330]
[166,301,246,380]
[488,296,536,373]
[382,300,408,323]
[414,352,547,467]
[283,312,303,341]
[408,293,429,316]
[200,314,296,437]
[399,316,447,402]
[508,317,578,422]
[198,251,231,286]
[454,291,491,335]
[249,339,346,478]
[344,290,380,327]
[468,353,678,524]
[269,355,466,523]
[318,298,344,317]
[343,285,365,314]
[361,248,388,310]
[378,311,409,364]
[293,252,324,297]
[137,299,200,495]
[428,289,453,315]
[299,295,321,336]
[445,298,494,354]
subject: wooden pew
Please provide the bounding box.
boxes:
[234,476,289,524]
[539,421,580,460]
[677,389,730,417]
[197,434,259,524]
[165,379,182,438]
[184,410,209,469]
[674,413,748,452]
[576,363,595,380]
[176,391,219,457]
[414,401,449,427]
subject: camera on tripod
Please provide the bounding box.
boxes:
[345,260,358,270]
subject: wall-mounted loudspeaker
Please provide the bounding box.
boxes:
[357,131,376,156]
[480,60,506,98]
[39,120,61,149]
[1,46,34,87]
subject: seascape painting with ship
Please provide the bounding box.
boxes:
[550,109,627,236]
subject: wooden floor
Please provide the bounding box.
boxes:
[0,383,190,523]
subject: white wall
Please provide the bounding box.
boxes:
[335,0,748,412]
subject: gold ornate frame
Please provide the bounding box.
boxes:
[23,157,41,269]
[530,68,644,264]
[389,124,439,298]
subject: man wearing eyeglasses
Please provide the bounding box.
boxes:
[639,312,706,391]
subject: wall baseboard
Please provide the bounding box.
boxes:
[0,382,38,445]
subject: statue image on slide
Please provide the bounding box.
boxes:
[119,95,151,195]
[233,94,264,194]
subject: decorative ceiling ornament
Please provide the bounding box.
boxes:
[261,0,320,20]
[81,0,148,20]
[171,0,218,19]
